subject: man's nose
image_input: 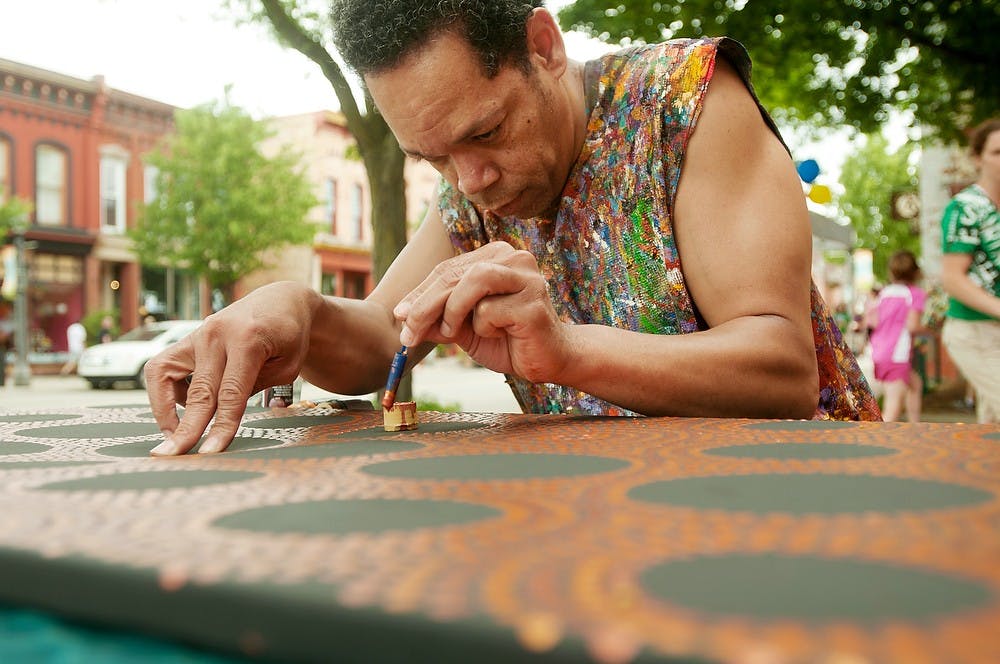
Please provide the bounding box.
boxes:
[454,153,500,197]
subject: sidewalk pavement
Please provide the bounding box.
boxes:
[1,357,975,423]
[0,355,521,414]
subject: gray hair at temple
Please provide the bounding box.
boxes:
[330,0,545,78]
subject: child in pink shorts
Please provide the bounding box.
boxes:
[866,251,929,421]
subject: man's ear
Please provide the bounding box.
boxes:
[525,8,567,76]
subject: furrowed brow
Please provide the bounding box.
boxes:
[402,147,443,162]
[455,112,502,143]
[399,110,501,161]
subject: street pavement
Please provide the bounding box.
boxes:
[0,355,521,413]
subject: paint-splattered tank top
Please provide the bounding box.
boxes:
[437,37,881,421]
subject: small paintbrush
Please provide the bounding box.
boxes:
[381,345,409,409]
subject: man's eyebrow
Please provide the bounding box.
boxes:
[455,112,501,143]
[401,147,443,161]
[400,111,502,161]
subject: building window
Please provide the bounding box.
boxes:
[320,272,338,296]
[35,144,67,226]
[100,155,127,233]
[344,272,367,299]
[325,178,338,234]
[0,135,10,203]
[30,253,83,286]
[144,164,159,204]
[350,183,363,242]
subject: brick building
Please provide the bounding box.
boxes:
[253,111,439,299]
[0,57,180,361]
[1,58,441,369]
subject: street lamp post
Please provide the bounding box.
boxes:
[12,214,31,387]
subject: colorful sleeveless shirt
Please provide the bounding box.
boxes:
[437,37,881,421]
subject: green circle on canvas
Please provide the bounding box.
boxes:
[241,415,350,429]
[745,420,858,431]
[628,474,992,514]
[221,440,424,459]
[0,414,81,423]
[37,470,264,492]
[363,453,629,480]
[97,436,278,458]
[213,498,501,534]
[0,461,109,470]
[0,442,51,456]
[641,554,992,621]
[17,422,162,439]
[336,422,489,439]
[705,443,896,460]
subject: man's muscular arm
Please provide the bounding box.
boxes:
[546,57,818,417]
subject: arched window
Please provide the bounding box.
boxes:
[35,143,68,226]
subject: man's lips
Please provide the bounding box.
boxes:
[487,191,522,216]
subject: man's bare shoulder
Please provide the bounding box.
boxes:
[674,50,811,328]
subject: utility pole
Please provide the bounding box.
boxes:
[12,214,31,387]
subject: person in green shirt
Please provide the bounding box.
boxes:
[940,117,1000,423]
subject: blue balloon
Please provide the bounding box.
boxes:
[797,159,820,184]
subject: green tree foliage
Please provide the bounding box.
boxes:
[0,196,32,235]
[81,308,118,346]
[227,0,413,401]
[557,0,998,141]
[837,133,918,282]
[228,0,408,284]
[132,96,316,305]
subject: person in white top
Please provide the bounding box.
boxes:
[60,320,87,375]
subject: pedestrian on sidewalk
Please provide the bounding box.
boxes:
[0,300,13,387]
[60,320,87,375]
[98,315,115,344]
[940,117,1000,424]
[866,251,929,422]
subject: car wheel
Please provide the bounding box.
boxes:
[86,379,101,390]
[136,363,148,390]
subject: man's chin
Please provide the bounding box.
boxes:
[487,192,523,218]
[490,193,558,220]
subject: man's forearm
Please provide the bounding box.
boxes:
[299,295,402,395]
[553,317,818,419]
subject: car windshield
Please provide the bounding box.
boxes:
[116,325,180,343]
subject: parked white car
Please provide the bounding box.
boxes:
[77,319,202,389]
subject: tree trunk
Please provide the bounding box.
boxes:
[367,136,407,282]
[365,131,413,403]
[253,0,420,405]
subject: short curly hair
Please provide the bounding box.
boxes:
[330,0,545,78]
